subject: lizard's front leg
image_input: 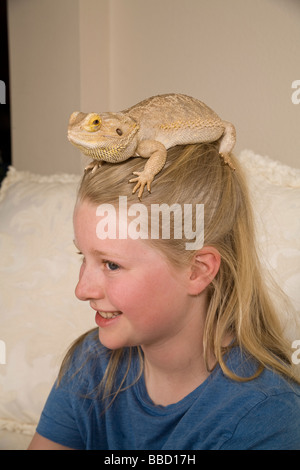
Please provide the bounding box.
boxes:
[129,140,167,198]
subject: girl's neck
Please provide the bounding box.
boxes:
[141,309,211,406]
[143,349,210,407]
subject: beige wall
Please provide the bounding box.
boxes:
[7,0,110,174]
[8,0,300,174]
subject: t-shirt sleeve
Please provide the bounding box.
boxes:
[36,378,86,450]
[220,391,300,450]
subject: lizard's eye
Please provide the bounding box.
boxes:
[116,128,123,136]
[84,114,102,132]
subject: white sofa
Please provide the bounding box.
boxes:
[0,150,299,450]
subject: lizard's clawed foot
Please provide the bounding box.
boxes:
[84,160,103,174]
[129,171,154,199]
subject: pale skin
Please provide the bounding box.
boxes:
[28,200,220,450]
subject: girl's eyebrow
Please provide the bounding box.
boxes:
[73,240,128,261]
[91,249,127,261]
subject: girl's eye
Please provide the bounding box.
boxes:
[105,261,120,271]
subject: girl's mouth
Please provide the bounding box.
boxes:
[98,311,122,319]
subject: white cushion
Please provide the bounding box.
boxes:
[0,167,94,442]
[238,150,300,343]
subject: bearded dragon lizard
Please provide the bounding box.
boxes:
[68,93,236,198]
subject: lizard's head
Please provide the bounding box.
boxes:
[68,111,139,162]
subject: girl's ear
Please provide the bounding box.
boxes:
[187,246,221,295]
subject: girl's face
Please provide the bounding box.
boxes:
[73,200,206,352]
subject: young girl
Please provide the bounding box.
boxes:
[29,142,300,450]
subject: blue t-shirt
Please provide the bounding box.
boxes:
[36,330,300,450]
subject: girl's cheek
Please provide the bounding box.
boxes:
[107,282,136,309]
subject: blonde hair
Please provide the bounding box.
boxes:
[59,142,299,401]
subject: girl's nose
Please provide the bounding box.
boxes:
[75,264,105,302]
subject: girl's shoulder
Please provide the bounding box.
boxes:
[220,346,300,402]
